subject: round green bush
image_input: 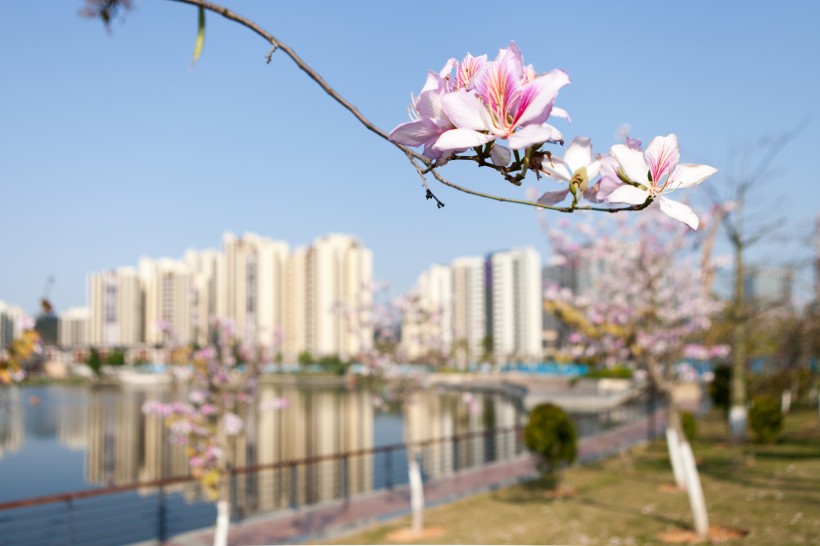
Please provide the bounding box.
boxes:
[681,411,698,442]
[524,403,577,474]
[749,395,783,443]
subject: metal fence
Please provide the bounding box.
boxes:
[0,426,527,546]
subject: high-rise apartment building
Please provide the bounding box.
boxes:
[287,234,373,360]
[139,257,192,345]
[218,233,289,350]
[451,256,486,367]
[487,247,542,363]
[88,268,141,347]
[744,266,794,307]
[183,249,219,346]
[58,307,90,348]
[0,300,27,352]
[403,264,453,362]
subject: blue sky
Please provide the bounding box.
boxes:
[1,1,818,314]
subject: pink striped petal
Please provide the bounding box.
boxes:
[645,134,680,184]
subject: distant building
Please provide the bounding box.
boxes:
[744,266,794,307]
[139,257,192,346]
[88,268,142,347]
[403,263,453,363]
[59,307,90,348]
[285,234,373,360]
[487,247,542,363]
[451,256,487,367]
[0,300,27,352]
[183,248,220,347]
[218,233,290,350]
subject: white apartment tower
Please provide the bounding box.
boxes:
[451,257,486,368]
[88,268,141,346]
[287,234,373,360]
[183,249,219,346]
[218,233,289,350]
[403,263,453,362]
[0,301,27,352]
[139,257,192,345]
[488,247,542,363]
[59,307,90,348]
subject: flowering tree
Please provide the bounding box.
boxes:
[0,325,39,388]
[80,0,714,226]
[542,205,726,539]
[142,321,286,546]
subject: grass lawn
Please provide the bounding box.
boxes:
[321,409,820,545]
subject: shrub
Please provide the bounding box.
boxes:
[681,411,698,442]
[584,366,633,379]
[749,395,783,443]
[524,403,577,476]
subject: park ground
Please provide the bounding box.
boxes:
[320,409,820,545]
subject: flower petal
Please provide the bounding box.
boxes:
[490,144,512,166]
[611,144,649,185]
[658,196,699,230]
[432,128,495,155]
[645,134,680,184]
[606,184,650,205]
[441,89,491,131]
[537,188,570,205]
[563,137,593,173]
[539,157,571,182]
[389,120,440,148]
[550,106,571,123]
[513,69,570,127]
[666,163,718,191]
[506,123,563,150]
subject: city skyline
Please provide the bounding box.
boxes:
[1,2,818,316]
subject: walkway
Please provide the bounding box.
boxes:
[164,411,664,546]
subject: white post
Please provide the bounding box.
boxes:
[665,426,687,490]
[728,405,747,440]
[680,441,709,538]
[408,455,425,535]
[213,499,230,546]
[781,389,791,414]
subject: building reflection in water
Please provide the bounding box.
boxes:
[76,381,525,515]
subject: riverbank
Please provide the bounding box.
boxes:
[323,409,820,545]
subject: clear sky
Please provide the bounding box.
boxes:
[1,1,818,315]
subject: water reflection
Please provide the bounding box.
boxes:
[0,381,527,509]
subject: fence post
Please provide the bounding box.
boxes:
[452,436,459,473]
[65,498,74,546]
[341,455,349,500]
[385,449,393,490]
[289,463,298,509]
[158,484,167,543]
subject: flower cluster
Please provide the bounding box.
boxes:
[141,320,287,499]
[391,43,717,230]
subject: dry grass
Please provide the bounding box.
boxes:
[320,409,820,545]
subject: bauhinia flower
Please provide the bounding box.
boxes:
[437,42,569,155]
[390,43,570,161]
[537,136,601,204]
[606,134,717,230]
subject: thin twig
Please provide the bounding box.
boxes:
[166,0,651,214]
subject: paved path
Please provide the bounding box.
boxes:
[165,410,665,546]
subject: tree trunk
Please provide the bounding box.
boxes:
[213,499,230,546]
[665,425,687,490]
[404,405,425,535]
[669,402,709,538]
[730,242,748,441]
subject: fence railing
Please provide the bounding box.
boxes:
[0,425,528,546]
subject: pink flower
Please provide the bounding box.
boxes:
[606,134,717,230]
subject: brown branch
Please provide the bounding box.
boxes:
[165,0,658,215]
